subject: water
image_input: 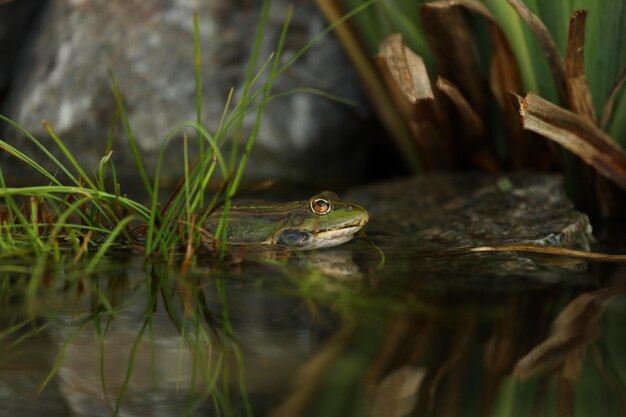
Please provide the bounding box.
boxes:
[1,233,626,417]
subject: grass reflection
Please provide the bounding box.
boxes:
[0,253,255,416]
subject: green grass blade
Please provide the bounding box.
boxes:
[43,122,97,190]
[0,114,78,184]
[0,185,150,218]
[109,71,153,200]
[193,12,204,158]
[0,139,62,186]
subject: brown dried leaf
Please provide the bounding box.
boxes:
[376,34,453,170]
[378,34,434,103]
[508,0,568,105]
[565,10,596,124]
[516,93,626,191]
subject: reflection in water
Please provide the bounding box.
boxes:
[1,242,626,416]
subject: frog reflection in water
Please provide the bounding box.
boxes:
[204,191,369,250]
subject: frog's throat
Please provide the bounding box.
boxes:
[272,224,364,249]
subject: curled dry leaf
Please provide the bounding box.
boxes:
[516,93,626,191]
[378,33,434,104]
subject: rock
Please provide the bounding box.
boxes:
[348,173,592,251]
[1,0,379,185]
[345,173,595,284]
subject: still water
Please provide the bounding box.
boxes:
[1,232,626,417]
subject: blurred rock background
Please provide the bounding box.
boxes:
[0,0,398,189]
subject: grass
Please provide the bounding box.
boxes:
[0,4,291,413]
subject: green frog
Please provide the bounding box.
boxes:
[204,191,368,250]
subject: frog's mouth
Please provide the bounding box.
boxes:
[309,225,363,248]
[275,216,368,249]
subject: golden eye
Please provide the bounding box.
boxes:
[309,197,332,215]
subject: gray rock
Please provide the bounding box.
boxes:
[1,0,374,184]
[348,173,592,250]
[346,173,595,283]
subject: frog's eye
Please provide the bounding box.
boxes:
[309,196,332,215]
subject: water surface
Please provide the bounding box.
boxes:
[1,233,626,417]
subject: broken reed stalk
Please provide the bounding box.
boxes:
[377,33,434,104]
[516,93,626,191]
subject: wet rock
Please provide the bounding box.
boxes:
[1,0,376,184]
[348,173,592,251]
[344,173,596,285]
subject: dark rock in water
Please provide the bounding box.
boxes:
[1,1,378,184]
[344,174,596,285]
[348,173,592,252]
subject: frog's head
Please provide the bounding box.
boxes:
[273,191,369,249]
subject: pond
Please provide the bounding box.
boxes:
[2,175,626,417]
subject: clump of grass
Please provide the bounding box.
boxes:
[0,1,295,265]
[0,2,301,414]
